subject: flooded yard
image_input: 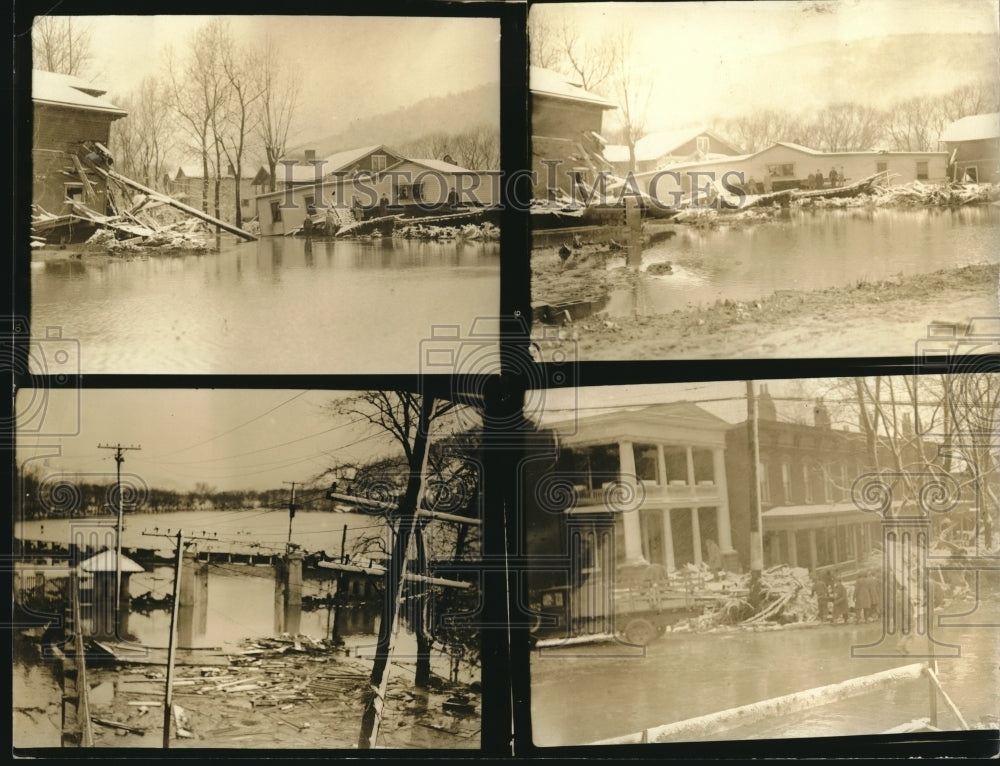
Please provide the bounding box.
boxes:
[606,206,999,315]
[29,236,500,375]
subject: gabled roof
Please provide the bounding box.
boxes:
[530,66,617,109]
[940,112,1000,143]
[276,144,404,184]
[78,549,144,573]
[32,69,127,117]
[542,400,732,433]
[606,128,745,164]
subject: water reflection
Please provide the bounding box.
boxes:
[30,236,499,374]
[607,206,999,315]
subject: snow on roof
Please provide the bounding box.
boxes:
[402,158,477,174]
[530,66,617,109]
[762,501,901,519]
[940,112,1000,143]
[32,69,126,116]
[772,141,823,155]
[321,144,388,172]
[78,549,144,573]
[606,128,745,165]
[538,400,731,432]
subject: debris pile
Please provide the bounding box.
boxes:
[395,222,499,241]
[869,181,1000,207]
[677,565,818,631]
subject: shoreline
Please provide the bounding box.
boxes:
[531,261,999,361]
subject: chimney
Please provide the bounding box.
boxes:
[304,149,316,163]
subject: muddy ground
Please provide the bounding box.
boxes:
[80,635,480,750]
[531,233,999,361]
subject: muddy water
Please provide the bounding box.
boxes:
[29,236,499,374]
[530,596,1000,746]
[605,206,1000,315]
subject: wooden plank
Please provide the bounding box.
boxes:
[71,155,96,201]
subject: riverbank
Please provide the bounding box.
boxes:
[531,261,999,360]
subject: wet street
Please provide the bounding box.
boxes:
[530,595,1000,746]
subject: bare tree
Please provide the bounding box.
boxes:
[810,102,884,152]
[110,76,174,190]
[218,31,263,228]
[257,35,300,193]
[32,17,94,77]
[608,27,651,172]
[164,21,227,214]
[453,124,501,170]
[529,6,614,92]
[528,10,564,70]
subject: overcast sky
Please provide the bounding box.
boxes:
[531,0,1000,133]
[16,389,405,493]
[37,15,500,148]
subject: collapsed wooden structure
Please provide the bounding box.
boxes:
[31,141,258,248]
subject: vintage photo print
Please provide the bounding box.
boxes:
[13,387,486,750]
[527,0,1000,361]
[519,376,998,746]
[26,15,501,374]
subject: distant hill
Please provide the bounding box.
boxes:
[287,81,500,158]
[738,33,999,111]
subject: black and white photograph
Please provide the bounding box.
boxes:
[13,388,486,749]
[28,15,501,374]
[521,377,999,745]
[527,0,1000,361]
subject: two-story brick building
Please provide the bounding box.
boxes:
[32,69,127,217]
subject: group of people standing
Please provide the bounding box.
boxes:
[812,569,881,623]
[806,167,843,190]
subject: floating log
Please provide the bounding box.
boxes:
[589,662,926,744]
[91,717,146,735]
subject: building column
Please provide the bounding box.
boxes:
[809,529,818,570]
[685,446,696,489]
[618,440,645,565]
[787,529,798,567]
[691,507,703,566]
[656,444,668,488]
[712,448,734,553]
[831,524,839,564]
[662,508,676,572]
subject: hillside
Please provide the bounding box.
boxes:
[287,81,500,158]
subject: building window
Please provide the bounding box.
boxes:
[696,136,709,153]
[803,464,813,503]
[759,461,771,504]
[876,161,888,173]
[411,183,424,202]
[270,201,282,223]
[241,198,250,208]
[781,463,791,503]
[396,183,410,200]
[916,161,929,180]
[64,183,84,202]
[371,154,387,171]
[824,466,834,503]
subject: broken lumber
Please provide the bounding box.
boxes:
[83,158,257,242]
[91,717,146,735]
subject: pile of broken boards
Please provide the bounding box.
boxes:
[86,632,481,746]
[801,181,1000,210]
[395,222,500,241]
[32,199,213,253]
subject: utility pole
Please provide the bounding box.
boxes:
[282,481,300,548]
[746,382,764,606]
[98,442,141,633]
[162,530,185,748]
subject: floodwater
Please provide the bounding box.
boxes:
[530,596,1000,746]
[29,236,500,374]
[606,206,1000,315]
[13,509,470,749]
